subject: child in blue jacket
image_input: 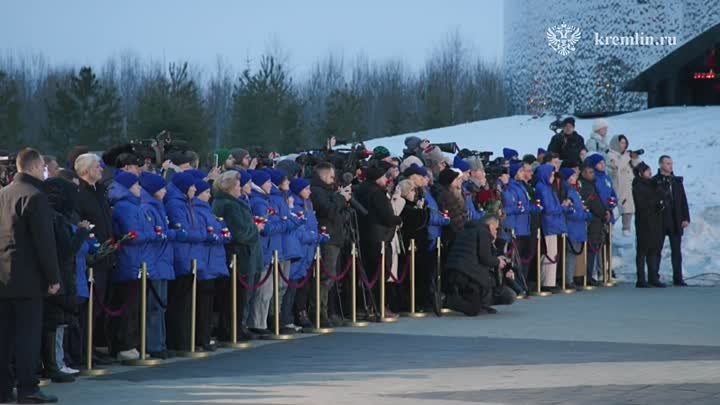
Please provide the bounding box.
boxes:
[535,164,572,290]
[560,168,593,290]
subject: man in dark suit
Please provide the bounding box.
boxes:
[0,148,61,404]
[654,155,691,286]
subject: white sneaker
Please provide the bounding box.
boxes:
[61,366,79,375]
[117,349,140,361]
[623,229,631,237]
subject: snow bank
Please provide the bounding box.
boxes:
[361,107,720,283]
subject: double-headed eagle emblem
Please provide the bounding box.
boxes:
[547,23,582,56]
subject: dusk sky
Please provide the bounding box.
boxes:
[1,0,504,76]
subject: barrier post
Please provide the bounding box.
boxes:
[80,268,108,376]
[402,239,427,318]
[345,243,369,327]
[379,241,397,323]
[175,259,212,356]
[530,228,551,297]
[123,263,162,366]
[264,251,294,340]
[560,234,575,294]
[304,247,334,334]
[221,254,251,349]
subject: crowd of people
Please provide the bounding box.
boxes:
[0,116,691,403]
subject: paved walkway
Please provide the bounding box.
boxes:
[44,285,720,404]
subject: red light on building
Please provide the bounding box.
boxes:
[694,70,716,80]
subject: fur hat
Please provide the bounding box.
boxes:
[464,155,484,171]
[592,118,609,133]
[438,167,461,187]
[422,145,445,166]
[400,155,424,172]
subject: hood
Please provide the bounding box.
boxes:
[108,181,139,206]
[250,187,268,200]
[270,184,284,198]
[609,135,626,154]
[536,164,555,186]
[192,197,211,210]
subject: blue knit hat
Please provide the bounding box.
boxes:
[172,171,197,195]
[290,178,311,196]
[537,148,547,156]
[195,180,211,195]
[560,167,577,181]
[188,169,206,180]
[269,169,287,186]
[503,147,519,161]
[249,170,271,187]
[403,163,428,178]
[139,172,166,195]
[115,171,139,190]
[586,153,605,169]
[509,162,523,178]
[239,171,252,187]
[453,155,471,173]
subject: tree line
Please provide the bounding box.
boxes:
[0,33,508,159]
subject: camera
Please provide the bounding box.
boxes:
[630,149,645,156]
[549,115,564,134]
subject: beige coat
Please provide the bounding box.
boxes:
[608,135,642,215]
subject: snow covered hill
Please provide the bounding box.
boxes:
[361,107,720,284]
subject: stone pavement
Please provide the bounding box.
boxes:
[43,285,720,404]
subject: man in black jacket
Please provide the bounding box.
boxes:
[632,162,665,288]
[0,148,61,404]
[653,155,690,286]
[547,117,586,166]
[310,162,351,326]
[578,164,609,286]
[444,217,515,316]
[73,153,114,358]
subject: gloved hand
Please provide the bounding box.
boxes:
[174,229,188,242]
[318,232,330,244]
[206,233,220,243]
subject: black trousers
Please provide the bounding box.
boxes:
[0,297,43,398]
[167,276,193,351]
[513,236,532,291]
[659,232,684,283]
[196,280,214,347]
[213,277,247,342]
[108,281,140,354]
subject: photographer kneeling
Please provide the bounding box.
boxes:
[443,216,516,316]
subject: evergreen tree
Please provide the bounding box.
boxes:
[323,85,366,141]
[134,62,209,154]
[44,67,122,154]
[0,70,22,148]
[231,56,303,153]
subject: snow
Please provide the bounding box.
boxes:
[361,106,720,284]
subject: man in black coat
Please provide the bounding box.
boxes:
[73,152,114,357]
[632,162,665,288]
[547,117,586,166]
[0,148,61,404]
[443,217,515,316]
[578,164,609,286]
[653,155,691,286]
[310,162,351,326]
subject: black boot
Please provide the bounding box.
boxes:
[296,311,313,329]
[41,330,74,384]
[17,390,58,404]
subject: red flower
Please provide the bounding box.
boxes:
[128,230,139,240]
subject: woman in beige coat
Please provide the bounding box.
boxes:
[608,134,643,235]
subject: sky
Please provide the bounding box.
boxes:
[0,0,504,77]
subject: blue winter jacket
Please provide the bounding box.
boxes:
[424,186,450,250]
[289,195,323,280]
[75,228,100,299]
[502,179,533,237]
[594,169,618,213]
[462,182,486,222]
[564,182,593,243]
[268,185,302,262]
[250,188,287,267]
[192,198,230,280]
[164,183,207,277]
[141,190,176,281]
[535,164,569,236]
[109,184,158,282]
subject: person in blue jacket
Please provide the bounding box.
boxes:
[268,170,303,333]
[534,164,572,291]
[502,162,538,295]
[454,157,486,224]
[109,171,162,361]
[248,170,285,334]
[586,154,618,219]
[285,178,329,331]
[138,172,178,359]
[192,180,230,350]
[560,168,593,290]
[164,171,205,352]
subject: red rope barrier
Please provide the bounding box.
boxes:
[386,258,410,284]
[91,283,136,318]
[320,258,353,282]
[510,239,538,265]
[277,263,314,289]
[237,263,274,292]
[358,262,382,289]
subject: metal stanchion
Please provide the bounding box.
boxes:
[604,225,616,287]
[401,239,427,318]
[124,263,163,366]
[264,251,294,340]
[345,243,369,327]
[80,268,108,376]
[379,241,397,323]
[304,246,334,334]
[530,228,551,297]
[221,254,251,349]
[560,234,575,294]
[437,236,457,315]
[175,260,212,356]
[583,241,595,291]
